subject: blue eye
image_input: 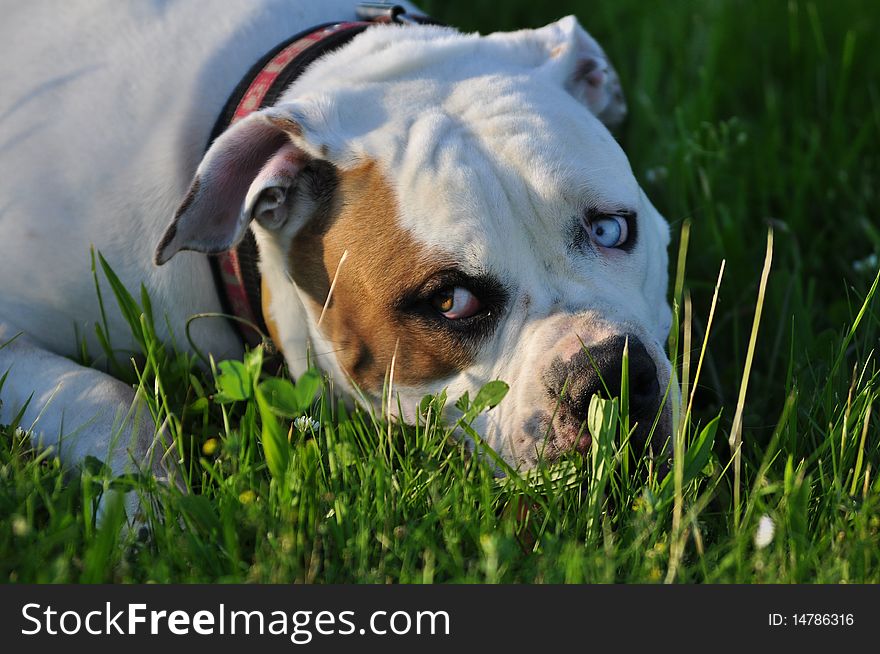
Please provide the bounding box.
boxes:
[589,215,628,248]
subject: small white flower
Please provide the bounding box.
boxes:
[644,166,668,184]
[754,514,775,549]
[294,415,320,433]
[853,253,878,274]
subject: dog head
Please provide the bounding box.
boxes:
[156,17,673,468]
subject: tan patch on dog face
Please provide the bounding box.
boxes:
[289,160,475,391]
[261,277,283,348]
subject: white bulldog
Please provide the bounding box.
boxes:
[0,1,672,490]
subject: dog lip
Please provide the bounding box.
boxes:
[540,413,592,460]
[574,431,592,455]
[538,398,671,463]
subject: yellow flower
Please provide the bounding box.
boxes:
[12,515,30,537]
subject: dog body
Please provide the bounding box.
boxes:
[0,1,672,485]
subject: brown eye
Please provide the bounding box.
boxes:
[430,286,481,320]
[433,289,454,313]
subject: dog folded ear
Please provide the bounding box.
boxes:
[154,106,312,265]
[534,15,627,128]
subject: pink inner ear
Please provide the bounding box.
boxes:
[196,121,291,231]
[243,143,308,223]
[155,113,294,264]
[251,144,306,192]
[578,57,608,89]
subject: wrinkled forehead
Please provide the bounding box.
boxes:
[285,25,640,266]
[388,87,639,263]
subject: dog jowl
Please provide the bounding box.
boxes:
[156,16,674,469]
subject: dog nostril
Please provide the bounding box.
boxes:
[542,334,665,457]
[628,344,659,403]
[546,334,660,418]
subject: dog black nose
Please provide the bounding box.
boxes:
[546,334,661,452]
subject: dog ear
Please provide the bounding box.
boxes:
[535,16,627,128]
[154,106,313,265]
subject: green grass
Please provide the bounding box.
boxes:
[2,0,879,583]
